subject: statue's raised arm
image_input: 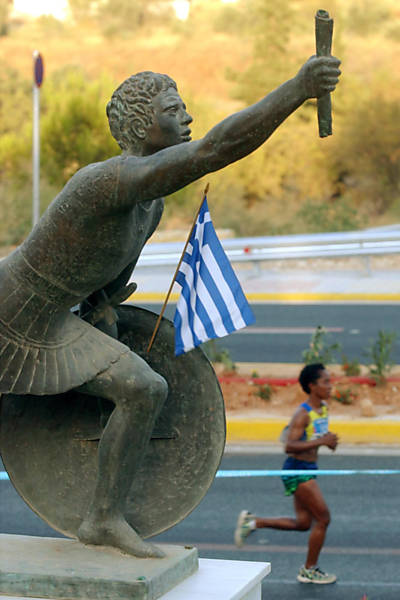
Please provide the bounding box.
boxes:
[113,55,341,206]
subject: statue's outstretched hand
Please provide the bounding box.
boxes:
[296,55,341,99]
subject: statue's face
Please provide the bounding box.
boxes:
[142,89,193,154]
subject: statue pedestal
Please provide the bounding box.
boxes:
[161,557,271,599]
[0,535,270,600]
[0,534,198,600]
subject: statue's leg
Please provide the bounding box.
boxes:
[75,350,168,558]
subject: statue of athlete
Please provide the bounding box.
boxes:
[0,55,340,557]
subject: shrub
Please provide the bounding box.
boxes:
[302,326,341,365]
[203,340,236,372]
[365,330,397,384]
[255,383,272,402]
[333,386,357,405]
[341,355,361,377]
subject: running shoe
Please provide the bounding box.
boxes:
[234,509,255,547]
[297,565,337,584]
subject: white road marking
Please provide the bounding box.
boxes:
[188,542,400,555]
[266,579,400,587]
[237,327,344,334]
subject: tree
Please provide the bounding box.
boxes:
[227,0,295,105]
[41,68,119,187]
[97,0,174,36]
[0,0,12,36]
[0,64,31,135]
[68,0,99,22]
[328,89,400,215]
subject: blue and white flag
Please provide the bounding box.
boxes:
[174,197,255,355]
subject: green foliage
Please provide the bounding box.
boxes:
[329,89,400,216]
[333,386,356,405]
[213,4,246,35]
[302,325,341,365]
[0,65,31,136]
[365,330,397,384]
[41,68,119,186]
[68,0,98,22]
[0,0,12,36]
[99,0,174,36]
[341,355,361,376]
[296,196,361,232]
[255,383,272,402]
[202,340,236,372]
[346,0,391,36]
[0,178,60,245]
[227,0,295,104]
[36,15,66,35]
[1,0,400,244]
[69,0,174,34]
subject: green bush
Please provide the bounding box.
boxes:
[41,68,119,187]
[296,196,361,232]
[341,355,362,377]
[202,340,236,372]
[255,383,272,402]
[302,326,341,365]
[365,330,397,384]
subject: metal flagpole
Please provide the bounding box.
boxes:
[146,183,209,353]
[32,51,44,227]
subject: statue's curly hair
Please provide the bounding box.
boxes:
[107,71,177,152]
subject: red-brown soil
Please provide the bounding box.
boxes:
[216,364,400,419]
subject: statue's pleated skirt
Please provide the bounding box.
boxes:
[0,265,129,396]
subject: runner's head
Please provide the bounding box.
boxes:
[299,363,326,394]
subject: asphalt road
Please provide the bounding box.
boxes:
[138,301,400,364]
[2,451,400,599]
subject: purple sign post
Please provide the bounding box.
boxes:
[32,51,44,227]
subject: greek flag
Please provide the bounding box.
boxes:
[174,198,255,355]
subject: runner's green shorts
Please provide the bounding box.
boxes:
[281,456,318,496]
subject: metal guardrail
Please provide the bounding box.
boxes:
[136,229,400,268]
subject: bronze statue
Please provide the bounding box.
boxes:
[0,55,340,558]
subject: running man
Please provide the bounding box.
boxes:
[234,363,338,584]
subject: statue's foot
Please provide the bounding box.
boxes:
[77,516,165,558]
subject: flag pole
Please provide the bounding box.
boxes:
[146,183,209,354]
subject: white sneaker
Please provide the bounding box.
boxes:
[297,565,337,584]
[234,510,255,547]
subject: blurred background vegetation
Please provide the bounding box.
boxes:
[0,0,399,245]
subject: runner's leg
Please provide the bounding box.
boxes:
[255,493,312,531]
[294,479,330,568]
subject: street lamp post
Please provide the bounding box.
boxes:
[32,50,44,227]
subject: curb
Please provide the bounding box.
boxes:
[226,419,400,445]
[129,292,400,303]
[219,375,400,386]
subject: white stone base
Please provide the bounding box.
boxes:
[0,558,271,600]
[161,558,271,600]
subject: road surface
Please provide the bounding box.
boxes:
[137,301,400,363]
[2,450,400,599]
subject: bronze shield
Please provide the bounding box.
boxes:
[0,305,226,539]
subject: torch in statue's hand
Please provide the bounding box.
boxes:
[315,9,334,137]
[296,55,341,100]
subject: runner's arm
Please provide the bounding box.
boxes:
[285,409,337,454]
